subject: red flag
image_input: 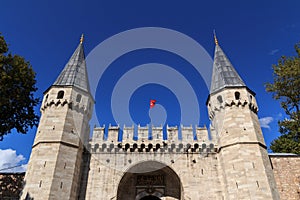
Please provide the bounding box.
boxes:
[150,99,156,108]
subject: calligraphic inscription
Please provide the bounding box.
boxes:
[137,175,165,186]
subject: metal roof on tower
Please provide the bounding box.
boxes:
[210,34,245,94]
[53,34,91,93]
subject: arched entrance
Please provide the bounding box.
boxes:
[117,161,181,200]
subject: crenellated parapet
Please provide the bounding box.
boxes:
[89,124,218,154]
[41,98,90,113]
[41,98,70,110]
[207,88,259,120]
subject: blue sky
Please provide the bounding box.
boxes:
[0,0,300,172]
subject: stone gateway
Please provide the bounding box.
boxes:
[21,35,299,200]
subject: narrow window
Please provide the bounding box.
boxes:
[269,157,274,169]
[39,180,42,188]
[57,90,64,99]
[25,193,30,200]
[60,182,63,189]
[234,91,240,100]
[64,163,66,169]
[256,181,259,188]
[217,95,223,104]
[201,169,204,175]
[44,161,47,167]
[76,94,82,103]
[44,94,49,103]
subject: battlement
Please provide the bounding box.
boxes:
[89,125,218,154]
[207,88,259,120]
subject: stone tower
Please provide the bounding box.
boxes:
[206,36,280,199]
[21,35,94,200]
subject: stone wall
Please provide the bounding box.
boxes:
[4,154,300,199]
[270,154,300,200]
[84,151,223,200]
[84,126,220,199]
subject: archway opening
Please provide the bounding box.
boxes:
[117,161,181,200]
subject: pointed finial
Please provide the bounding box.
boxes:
[213,30,219,45]
[80,34,84,44]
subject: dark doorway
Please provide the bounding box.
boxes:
[140,195,161,200]
[117,161,181,200]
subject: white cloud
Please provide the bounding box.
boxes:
[0,149,27,173]
[277,112,283,118]
[269,49,279,55]
[259,117,274,129]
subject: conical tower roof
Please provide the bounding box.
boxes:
[210,36,245,94]
[53,35,90,93]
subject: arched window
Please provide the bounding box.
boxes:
[94,144,99,152]
[217,95,223,104]
[76,94,82,103]
[57,90,64,99]
[234,92,240,100]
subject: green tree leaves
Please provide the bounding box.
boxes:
[266,43,300,154]
[0,34,39,141]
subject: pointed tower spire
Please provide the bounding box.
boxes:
[210,35,245,94]
[80,33,84,44]
[213,30,219,46]
[53,34,90,93]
